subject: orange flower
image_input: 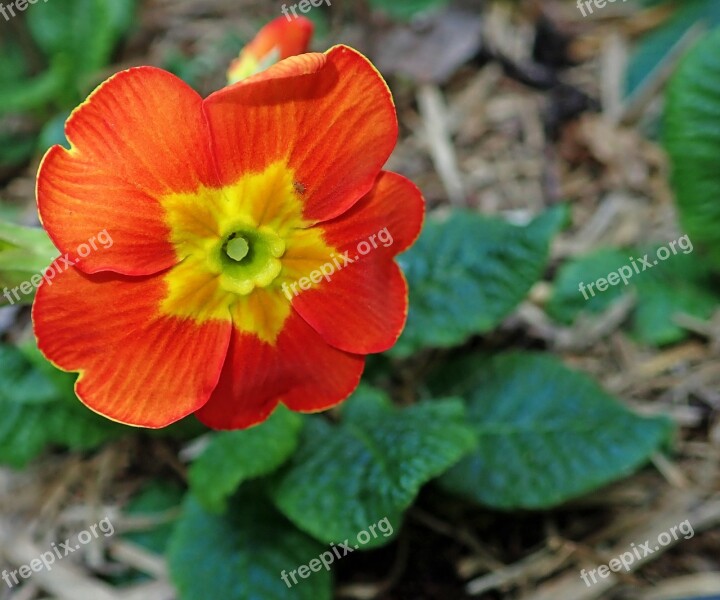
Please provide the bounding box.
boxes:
[227,16,314,84]
[33,46,425,430]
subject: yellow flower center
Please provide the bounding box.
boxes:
[158,161,335,344]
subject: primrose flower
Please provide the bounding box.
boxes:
[227,15,314,84]
[33,46,424,430]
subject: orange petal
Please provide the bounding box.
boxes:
[248,15,314,60]
[227,16,314,83]
[204,45,398,223]
[320,171,426,259]
[291,259,409,354]
[195,311,365,429]
[231,52,327,86]
[287,172,424,353]
[37,67,218,276]
[32,267,232,428]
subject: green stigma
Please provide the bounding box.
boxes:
[225,236,250,262]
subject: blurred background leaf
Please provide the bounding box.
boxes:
[0,0,136,174]
[0,342,126,467]
[627,0,720,96]
[547,245,720,346]
[664,28,720,268]
[367,0,449,21]
[0,221,57,305]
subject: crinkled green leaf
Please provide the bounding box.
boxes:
[169,490,331,600]
[547,245,719,345]
[433,352,675,509]
[188,407,304,513]
[392,206,566,357]
[664,28,720,267]
[271,387,476,549]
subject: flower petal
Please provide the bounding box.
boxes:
[288,171,424,354]
[37,67,218,276]
[227,16,314,83]
[291,259,409,354]
[204,45,398,223]
[232,52,327,86]
[32,267,231,428]
[320,171,426,258]
[195,311,365,430]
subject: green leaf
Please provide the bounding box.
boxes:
[145,416,208,440]
[547,248,630,322]
[271,387,476,548]
[664,28,720,267]
[0,344,57,405]
[110,481,184,585]
[38,110,71,153]
[105,0,137,39]
[0,220,57,258]
[123,482,184,555]
[27,0,135,80]
[188,407,304,513]
[433,352,675,509]
[627,0,720,96]
[392,206,566,357]
[0,58,68,113]
[0,343,127,467]
[0,220,58,306]
[368,0,449,20]
[169,491,331,600]
[547,245,719,345]
[0,32,31,86]
[0,130,37,171]
[631,259,718,345]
